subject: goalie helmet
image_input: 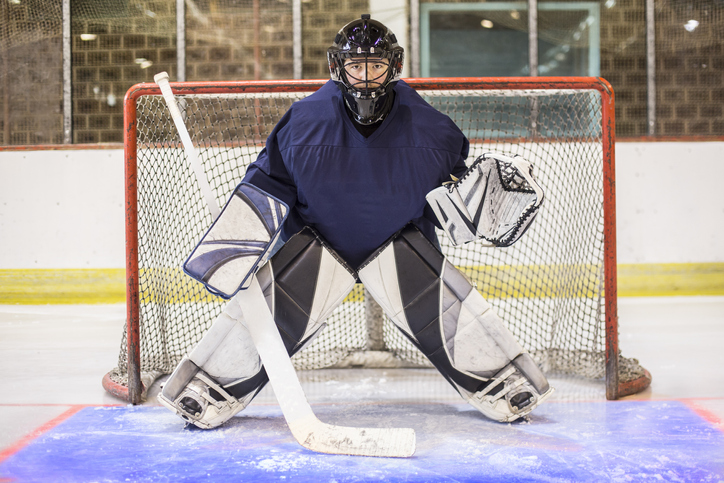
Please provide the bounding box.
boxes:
[327,14,404,125]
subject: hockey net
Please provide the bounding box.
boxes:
[105,77,650,404]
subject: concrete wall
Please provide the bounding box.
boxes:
[0,149,124,269]
[616,142,724,265]
[0,142,722,270]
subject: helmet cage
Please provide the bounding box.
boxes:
[327,15,404,124]
[328,50,403,100]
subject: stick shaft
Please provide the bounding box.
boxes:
[234,279,316,425]
[154,72,221,219]
[236,277,415,457]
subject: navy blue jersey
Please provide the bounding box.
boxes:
[243,79,469,268]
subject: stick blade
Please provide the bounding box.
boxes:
[293,421,416,457]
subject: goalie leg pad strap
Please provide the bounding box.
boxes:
[358,225,552,422]
[160,227,356,428]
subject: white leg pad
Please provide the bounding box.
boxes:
[358,225,553,423]
[302,245,357,341]
[188,302,262,387]
[356,242,415,339]
[159,227,356,429]
[443,262,524,377]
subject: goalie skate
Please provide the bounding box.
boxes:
[466,355,554,423]
[158,358,255,429]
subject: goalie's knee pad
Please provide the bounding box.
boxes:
[257,226,357,354]
[159,227,356,428]
[358,224,553,422]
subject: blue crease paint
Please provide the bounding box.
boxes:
[1,400,723,482]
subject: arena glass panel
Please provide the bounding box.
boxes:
[420,2,600,78]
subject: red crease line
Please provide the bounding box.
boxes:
[0,405,86,464]
[681,399,724,433]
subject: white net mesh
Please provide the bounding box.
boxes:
[108,81,647,398]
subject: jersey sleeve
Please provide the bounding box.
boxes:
[452,136,470,178]
[241,110,298,211]
[422,128,470,230]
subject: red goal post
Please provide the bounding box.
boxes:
[106,76,650,405]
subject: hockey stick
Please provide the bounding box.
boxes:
[153,72,416,457]
[239,277,415,457]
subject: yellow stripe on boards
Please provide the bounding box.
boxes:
[460,264,604,299]
[0,263,722,304]
[0,269,126,305]
[617,263,724,297]
[456,263,724,298]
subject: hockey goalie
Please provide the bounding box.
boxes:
[158,14,553,434]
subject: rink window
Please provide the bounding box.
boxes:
[420,2,601,78]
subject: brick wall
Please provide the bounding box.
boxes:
[598,0,724,137]
[654,0,724,136]
[301,1,369,78]
[0,2,63,145]
[598,0,648,137]
[71,2,177,144]
[185,4,295,81]
[1,0,722,146]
